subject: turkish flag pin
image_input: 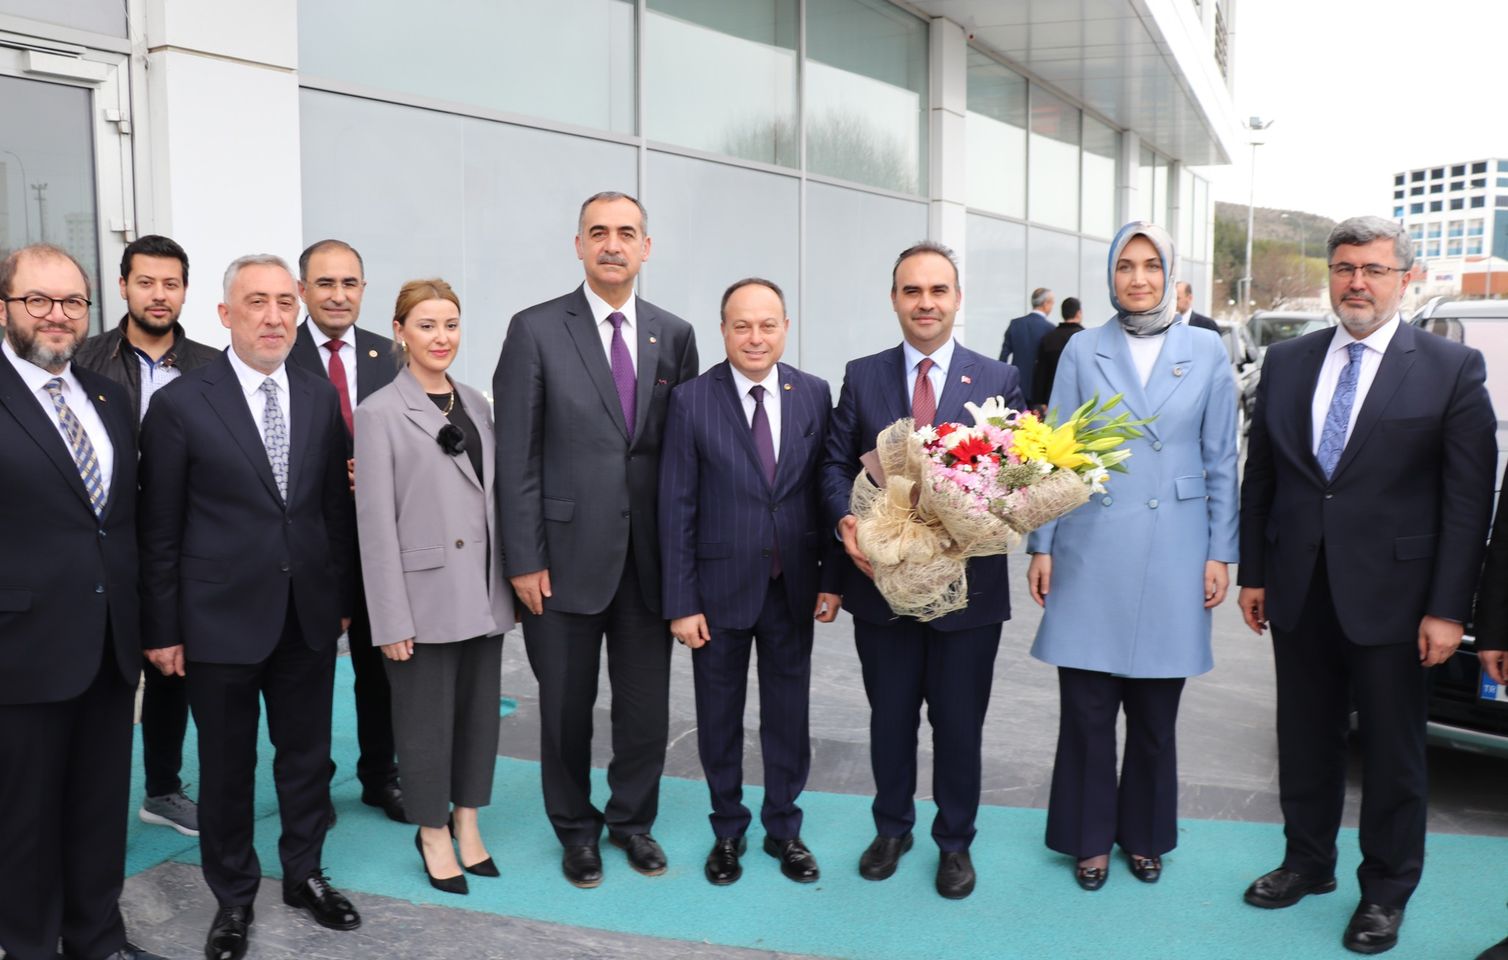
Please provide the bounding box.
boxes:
[960,375,972,384]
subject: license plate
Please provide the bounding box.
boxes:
[1482,671,1508,703]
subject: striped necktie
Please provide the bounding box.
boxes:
[43,377,108,517]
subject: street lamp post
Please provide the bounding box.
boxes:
[1240,117,1275,312]
[0,149,32,243]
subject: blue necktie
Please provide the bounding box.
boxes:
[43,378,108,517]
[1316,342,1365,479]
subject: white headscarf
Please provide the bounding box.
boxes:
[1108,220,1177,338]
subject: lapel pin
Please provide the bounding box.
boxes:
[961,375,972,384]
[1172,366,1184,377]
[649,336,658,344]
[368,349,378,358]
[97,394,107,403]
[783,382,793,391]
[656,377,668,385]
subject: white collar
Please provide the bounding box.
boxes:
[225,345,288,398]
[305,316,355,350]
[582,282,638,328]
[1328,314,1400,357]
[2,337,78,393]
[902,336,956,374]
[730,362,780,400]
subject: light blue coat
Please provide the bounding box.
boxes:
[1026,320,1239,678]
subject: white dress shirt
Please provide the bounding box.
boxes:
[4,338,115,493]
[304,317,358,401]
[225,346,290,445]
[730,364,782,461]
[583,282,638,371]
[1310,315,1399,456]
[901,336,955,408]
[1125,329,1167,386]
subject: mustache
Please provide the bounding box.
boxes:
[597,254,629,266]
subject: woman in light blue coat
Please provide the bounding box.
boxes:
[1024,221,1238,891]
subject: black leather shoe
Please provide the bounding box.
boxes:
[609,833,667,876]
[859,833,914,881]
[361,781,407,823]
[282,871,361,930]
[562,843,604,888]
[1075,865,1108,891]
[1343,902,1404,955]
[1127,853,1162,883]
[935,850,976,900]
[764,835,820,883]
[705,836,747,885]
[415,829,468,895]
[204,904,253,960]
[1475,934,1508,960]
[1243,867,1338,908]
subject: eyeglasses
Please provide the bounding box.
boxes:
[1328,263,1407,281]
[3,294,92,320]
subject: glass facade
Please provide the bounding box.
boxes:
[965,51,1027,219]
[3,0,123,36]
[1028,88,1081,231]
[1080,115,1118,240]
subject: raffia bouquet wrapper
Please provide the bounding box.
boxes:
[850,395,1147,621]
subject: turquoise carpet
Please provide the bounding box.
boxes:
[125,659,1508,960]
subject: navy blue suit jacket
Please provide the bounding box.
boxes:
[822,342,1024,631]
[0,359,141,704]
[659,361,837,630]
[1238,321,1496,645]
[999,312,1053,405]
[138,351,356,664]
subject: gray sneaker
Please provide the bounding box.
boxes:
[139,789,199,836]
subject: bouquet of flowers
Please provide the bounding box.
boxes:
[850,395,1146,621]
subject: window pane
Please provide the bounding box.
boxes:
[1136,145,1156,224]
[806,0,928,195]
[299,0,636,134]
[965,51,1026,219]
[0,0,123,36]
[1026,227,1081,324]
[964,213,1027,357]
[1028,86,1080,231]
[1081,115,1117,239]
[1079,237,1113,328]
[1177,167,1195,252]
[645,0,798,167]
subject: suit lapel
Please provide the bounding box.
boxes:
[1141,322,1194,422]
[1330,323,1417,482]
[934,347,978,426]
[1093,324,1159,439]
[883,346,909,423]
[1291,334,1330,482]
[773,364,802,496]
[82,372,134,522]
[204,357,284,506]
[713,361,769,490]
[285,370,315,502]
[633,299,660,446]
[560,288,630,441]
[0,356,95,512]
[397,369,483,492]
[290,323,322,377]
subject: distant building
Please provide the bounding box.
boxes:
[1394,159,1508,300]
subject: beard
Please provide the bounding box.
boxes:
[6,321,82,371]
[1332,291,1393,336]
[130,304,178,336]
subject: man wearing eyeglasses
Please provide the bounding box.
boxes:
[0,244,163,960]
[1236,216,1496,955]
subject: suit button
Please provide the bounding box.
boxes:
[1147,499,1159,509]
[1152,441,1163,451]
[455,539,465,548]
[1324,493,1334,500]
[770,505,779,513]
[280,562,290,573]
[621,510,630,519]
[98,528,107,538]
[1102,497,1113,506]
[761,548,771,558]
[286,517,293,525]
[94,583,105,594]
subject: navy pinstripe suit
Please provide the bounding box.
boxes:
[659,360,837,840]
[822,341,1023,851]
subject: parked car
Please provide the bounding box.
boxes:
[1410,298,1508,757]
[1246,310,1334,356]
[1215,319,1261,455]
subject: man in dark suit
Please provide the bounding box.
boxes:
[1237,216,1496,955]
[998,286,1053,407]
[659,277,841,887]
[287,238,404,824]
[75,234,219,841]
[1472,472,1508,960]
[1175,281,1218,332]
[139,254,362,960]
[0,244,162,960]
[1031,295,1085,407]
[824,241,1024,901]
[495,191,699,887]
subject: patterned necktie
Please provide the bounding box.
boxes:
[1316,342,1366,479]
[607,311,636,441]
[749,384,780,577]
[261,378,289,501]
[912,357,936,425]
[43,378,107,518]
[324,340,353,435]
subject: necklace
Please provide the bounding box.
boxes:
[441,389,455,415]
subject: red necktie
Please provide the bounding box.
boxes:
[911,357,936,425]
[324,340,353,435]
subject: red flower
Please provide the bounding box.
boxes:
[950,435,995,463]
[936,422,959,438]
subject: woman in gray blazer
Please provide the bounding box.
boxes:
[354,278,514,896]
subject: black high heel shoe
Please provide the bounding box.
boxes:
[448,812,499,877]
[415,828,468,895]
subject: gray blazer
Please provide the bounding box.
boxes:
[354,367,514,646]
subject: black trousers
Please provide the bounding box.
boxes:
[853,618,1001,852]
[1045,667,1186,859]
[186,606,336,906]
[0,642,133,960]
[337,593,398,792]
[1272,556,1429,908]
[522,553,671,846]
[140,666,190,798]
[692,575,813,841]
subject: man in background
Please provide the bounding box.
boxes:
[1176,281,1218,332]
[1032,296,1085,409]
[999,286,1054,408]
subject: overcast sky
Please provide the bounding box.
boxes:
[1196,0,1504,222]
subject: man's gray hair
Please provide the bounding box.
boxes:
[578,191,648,235]
[1327,216,1414,271]
[222,253,293,301]
[891,240,960,292]
[1030,287,1053,309]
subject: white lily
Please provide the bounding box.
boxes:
[1081,452,1112,494]
[939,425,982,451]
[964,396,1013,427]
